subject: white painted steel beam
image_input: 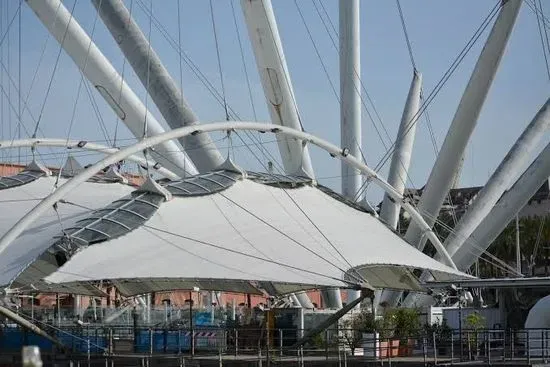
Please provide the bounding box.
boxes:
[0,122,457,274]
[445,98,550,259]
[25,0,198,178]
[340,0,362,200]
[401,98,550,307]
[241,0,314,178]
[380,70,422,229]
[403,0,521,250]
[339,0,362,308]
[452,139,550,271]
[92,0,224,172]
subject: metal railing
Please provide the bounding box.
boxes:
[3,325,550,365]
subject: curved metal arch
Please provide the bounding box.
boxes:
[0,122,457,270]
[0,138,179,180]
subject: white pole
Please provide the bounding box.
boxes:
[25,0,198,178]
[339,0,362,308]
[241,0,317,309]
[403,0,522,250]
[403,137,550,308]
[379,70,422,229]
[146,293,151,324]
[240,0,314,178]
[92,0,224,172]
[444,98,550,257]
[340,0,362,200]
[401,99,550,307]
[377,70,422,307]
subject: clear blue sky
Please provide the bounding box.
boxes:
[2,0,549,201]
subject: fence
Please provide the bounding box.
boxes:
[3,325,550,365]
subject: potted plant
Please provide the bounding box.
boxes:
[466,311,486,360]
[390,308,420,356]
[340,310,376,356]
[377,310,397,358]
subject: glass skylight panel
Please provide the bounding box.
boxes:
[51,192,163,253]
[165,170,241,197]
[246,171,312,186]
[0,170,45,190]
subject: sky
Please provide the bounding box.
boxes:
[1,0,549,203]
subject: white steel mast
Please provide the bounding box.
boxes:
[241,0,314,178]
[402,98,550,307]
[92,0,224,172]
[453,141,550,272]
[241,0,316,308]
[403,0,521,251]
[339,0,362,306]
[379,70,422,229]
[444,98,550,260]
[25,0,198,177]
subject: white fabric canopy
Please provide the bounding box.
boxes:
[41,179,471,296]
[0,176,133,294]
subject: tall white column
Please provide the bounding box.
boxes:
[377,70,421,309]
[26,0,198,178]
[92,0,224,172]
[241,0,314,178]
[241,0,317,309]
[403,0,522,250]
[380,70,422,229]
[340,0,362,200]
[339,0,362,307]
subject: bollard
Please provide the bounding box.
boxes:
[87,339,91,367]
[219,348,223,367]
[258,344,263,367]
